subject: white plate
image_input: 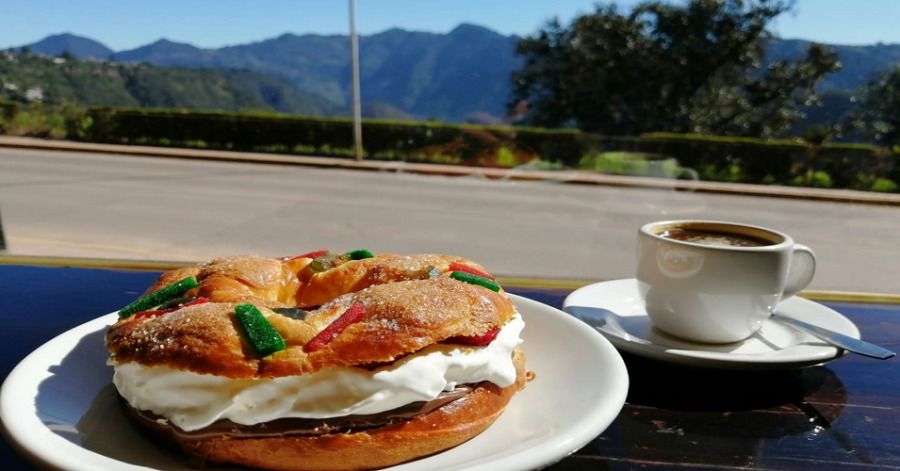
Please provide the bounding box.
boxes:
[563,279,860,370]
[1,294,628,471]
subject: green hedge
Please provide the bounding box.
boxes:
[0,100,19,120]
[87,108,351,151]
[79,107,898,191]
[635,132,896,189]
[84,107,605,167]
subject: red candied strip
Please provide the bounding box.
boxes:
[444,327,500,346]
[287,249,330,260]
[447,262,494,280]
[133,297,209,321]
[304,303,367,353]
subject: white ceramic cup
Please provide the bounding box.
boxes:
[636,220,816,343]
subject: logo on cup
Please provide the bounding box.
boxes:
[656,246,704,279]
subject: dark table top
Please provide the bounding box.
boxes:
[1,264,899,470]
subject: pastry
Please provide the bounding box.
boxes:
[106,250,528,470]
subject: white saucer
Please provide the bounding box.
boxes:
[0,295,628,471]
[563,279,860,369]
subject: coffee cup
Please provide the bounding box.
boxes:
[636,220,816,343]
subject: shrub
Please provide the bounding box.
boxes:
[68,106,900,193]
[0,100,19,120]
[870,178,899,193]
[578,152,681,178]
[2,103,66,138]
[791,170,834,188]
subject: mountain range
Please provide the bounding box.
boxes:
[0,53,336,115]
[11,28,900,123]
[767,39,900,91]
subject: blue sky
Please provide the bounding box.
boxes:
[2,0,898,51]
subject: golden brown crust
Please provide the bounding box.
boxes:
[263,278,515,376]
[136,349,526,471]
[149,256,306,305]
[144,253,489,308]
[295,254,482,307]
[106,303,258,378]
[108,278,515,378]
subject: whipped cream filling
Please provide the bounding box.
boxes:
[112,312,524,431]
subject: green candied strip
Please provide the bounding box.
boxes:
[450,271,501,292]
[118,276,199,318]
[309,253,342,272]
[346,249,374,260]
[235,304,286,357]
[309,249,373,272]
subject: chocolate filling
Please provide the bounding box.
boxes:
[122,384,475,441]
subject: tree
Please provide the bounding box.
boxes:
[853,66,900,147]
[509,0,840,138]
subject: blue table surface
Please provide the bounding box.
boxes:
[1,264,898,470]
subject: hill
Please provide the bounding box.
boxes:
[108,30,900,123]
[23,33,113,60]
[11,28,900,123]
[110,24,522,122]
[0,52,338,115]
[767,39,900,90]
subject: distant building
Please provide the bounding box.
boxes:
[25,86,44,102]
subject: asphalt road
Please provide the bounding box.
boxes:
[1,147,899,293]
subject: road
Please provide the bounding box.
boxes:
[1,147,899,293]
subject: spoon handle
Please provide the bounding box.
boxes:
[771,313,896,360]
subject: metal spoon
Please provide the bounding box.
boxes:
[566,305,895,360]
[770,313,895,360]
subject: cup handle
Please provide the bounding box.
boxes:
[783,244,816,299]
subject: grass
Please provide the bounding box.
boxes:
[577,151,683,178]
[0,105,67,138]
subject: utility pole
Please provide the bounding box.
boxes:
[349,0,363,160]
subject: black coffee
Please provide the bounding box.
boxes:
[660,228,773,247]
